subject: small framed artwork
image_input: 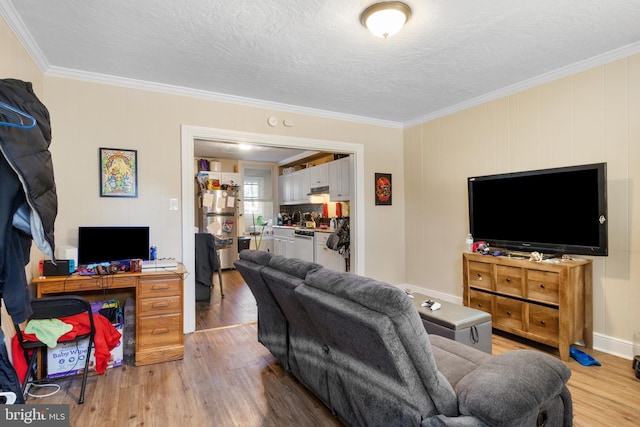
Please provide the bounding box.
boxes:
[100,148,138,197]
[375,173,392,205]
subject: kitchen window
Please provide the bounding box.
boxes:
[243,167,273,231]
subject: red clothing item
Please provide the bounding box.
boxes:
[19,313,121,375]
[11,334,30,384]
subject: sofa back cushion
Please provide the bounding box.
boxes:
[297,269,459,426]
[261,264,331,406]
[268,254,322,279]
[234,251,287,367]
[239,248,272,266]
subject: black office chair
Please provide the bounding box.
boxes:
[14,295,95,404]
[195,233,224,301]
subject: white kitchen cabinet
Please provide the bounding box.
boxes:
[278,174,294,205]
[278,174,287,204]
[278,169,310,205]
[314,232,346,271]
[309,163,329,188]
[273,227,296,257]
[292,168,310,203]
[329,156,352,201]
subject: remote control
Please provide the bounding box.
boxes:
[430,302,441,311]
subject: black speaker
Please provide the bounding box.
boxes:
[42,260,71,276]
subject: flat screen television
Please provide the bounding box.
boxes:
[78,226,150,264]
[467,163,608,256]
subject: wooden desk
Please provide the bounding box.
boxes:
[32,265,185,367]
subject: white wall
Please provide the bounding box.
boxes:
[404,54,640,358]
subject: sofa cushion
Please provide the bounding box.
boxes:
[429,335,491,388]
[455,350,571,426]
[301,269,459,420]
[268,254,322,279]
[261,265,332,406]
[239,248,272,266]
[234,252,287,367]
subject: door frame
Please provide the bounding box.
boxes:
[181,125,365,333]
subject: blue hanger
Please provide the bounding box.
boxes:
[0,101,36,129]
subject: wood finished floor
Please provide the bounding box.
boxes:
[26,270,640,426]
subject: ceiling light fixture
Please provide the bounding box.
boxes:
[360,1,412,38]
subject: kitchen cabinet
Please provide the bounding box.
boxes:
[278,168,310,205]
[329,156,352,201]
[462,252,592,361]
[315,232,346,271]
[292,168,310,203]
[278,173,291,204]
[278,157,352,205]
[309,163,328,188]
[273,227,295,257]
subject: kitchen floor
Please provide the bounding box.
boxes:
[195,269,257,331]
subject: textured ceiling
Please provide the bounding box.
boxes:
[3,0,640,127]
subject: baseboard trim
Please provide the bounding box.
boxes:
[397,283,634,361]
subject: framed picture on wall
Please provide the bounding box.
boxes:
[375,173,392,205]
[100,148,138,197]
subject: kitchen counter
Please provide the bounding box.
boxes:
[272,225,336,233]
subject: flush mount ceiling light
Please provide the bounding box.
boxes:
[360,1,412,38]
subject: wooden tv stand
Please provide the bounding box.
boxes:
[32,265,185,367]
[462,253,592,361]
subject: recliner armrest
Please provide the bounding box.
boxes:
[454,350,571,426]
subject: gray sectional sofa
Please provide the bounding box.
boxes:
[234,250,573,427]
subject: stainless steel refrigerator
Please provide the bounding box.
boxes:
[198,189,239,269]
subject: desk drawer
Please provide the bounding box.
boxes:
[496,265,523,297]
[468,261,493,290]
[138,313,182,349]
[527,270,560,305]
[528,303,559,343]
[138,277,182,298]
[138,295,181,316]
[494,296,524,330]
[469,289,492,315]
[38,275,137,294]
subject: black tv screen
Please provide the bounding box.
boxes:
[78,226,150,264]
[468,163,608,256]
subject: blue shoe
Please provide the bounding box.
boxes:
[570,346,601,366]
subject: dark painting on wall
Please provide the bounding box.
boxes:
[375,173,392,205]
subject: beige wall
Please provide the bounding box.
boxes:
[404,54,640,355]
[39,78,405,283]
[1,16,406,332]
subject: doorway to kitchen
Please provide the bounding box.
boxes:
[181,125,365,334]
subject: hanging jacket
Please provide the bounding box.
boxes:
[0,79,58,323]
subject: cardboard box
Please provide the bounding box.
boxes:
[47,323,123,378]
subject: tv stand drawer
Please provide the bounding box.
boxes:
[462,252,592,361]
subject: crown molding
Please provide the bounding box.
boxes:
[5,0,639,132]
[404,41,640,128]
[44,66,403,130]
